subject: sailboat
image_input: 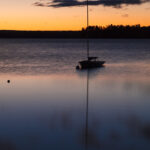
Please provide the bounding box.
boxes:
[76,0,105,69]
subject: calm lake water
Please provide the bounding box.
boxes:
[0,39,150,150]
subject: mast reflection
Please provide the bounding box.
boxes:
[85,69,89,150]
[76,68,104,149]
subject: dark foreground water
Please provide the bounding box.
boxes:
[0,39,150,150]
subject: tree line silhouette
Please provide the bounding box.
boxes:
[82,24,150,38]
[0,25,150,38]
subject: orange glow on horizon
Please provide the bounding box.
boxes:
[0,1,149,31]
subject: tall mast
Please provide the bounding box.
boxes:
[87,0,89,59]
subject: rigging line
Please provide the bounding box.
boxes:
[87,0,89,59]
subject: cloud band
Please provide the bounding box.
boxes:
[33,0,150,8]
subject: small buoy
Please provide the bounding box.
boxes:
[7,80,10,83]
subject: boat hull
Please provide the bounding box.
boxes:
[76,60,105,69]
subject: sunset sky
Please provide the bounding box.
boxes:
[0,0,150,31]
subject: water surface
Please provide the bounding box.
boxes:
[0,39,150,150]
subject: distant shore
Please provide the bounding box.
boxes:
[0,25,150,38]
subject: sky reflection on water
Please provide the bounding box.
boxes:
[0,39,150,150]
[0,69,150,150]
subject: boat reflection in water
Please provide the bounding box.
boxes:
[77,68,102,150]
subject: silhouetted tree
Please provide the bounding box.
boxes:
[0,25,150,38]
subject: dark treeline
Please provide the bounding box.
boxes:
[82,24,150,38]
[0,31,81,39]
[0,25,150,38]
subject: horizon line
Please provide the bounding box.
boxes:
[1,24,150,32]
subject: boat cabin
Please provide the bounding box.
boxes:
[88,57,98,61]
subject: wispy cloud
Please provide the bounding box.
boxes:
[33,0,150,8]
